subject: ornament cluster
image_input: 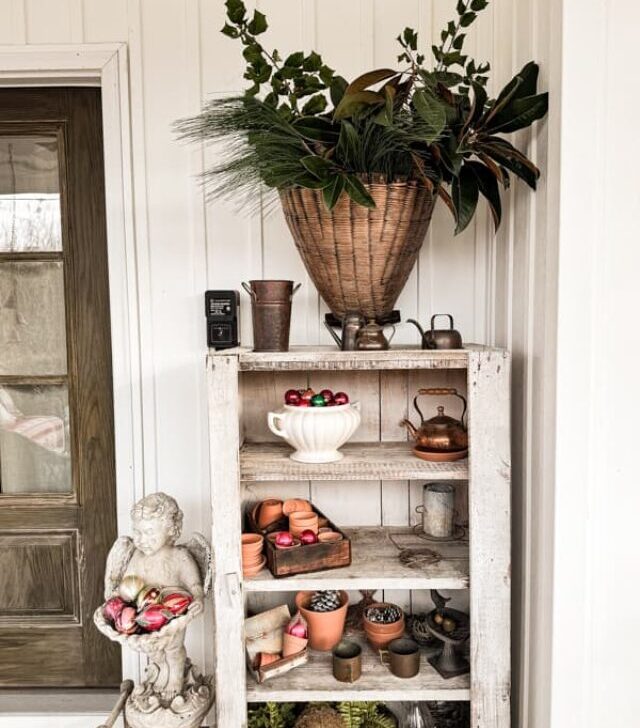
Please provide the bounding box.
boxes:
[284,388,350,407]
[103,575,193,635]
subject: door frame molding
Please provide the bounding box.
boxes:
[0,43,143,683]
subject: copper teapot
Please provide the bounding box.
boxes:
[401,388,468,451]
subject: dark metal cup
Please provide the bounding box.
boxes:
[380,638,420,678]
[242,280,301,352]
[332,640,362,683]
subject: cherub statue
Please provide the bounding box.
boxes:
[94,493,213,728]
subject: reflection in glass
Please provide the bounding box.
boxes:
[0,137,61,252]
[0,262,67,375]
[0,384,71,493]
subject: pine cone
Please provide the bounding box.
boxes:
[309,590,342,613]
[294,705,345,728]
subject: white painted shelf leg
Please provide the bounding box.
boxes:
[208,354,246,727]
[468,351,511,728]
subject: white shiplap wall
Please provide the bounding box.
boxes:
[0,1,552,724]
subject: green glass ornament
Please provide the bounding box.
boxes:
[310,394,326,407]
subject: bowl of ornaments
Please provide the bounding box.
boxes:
[94,576,196,654]
[267,387,361,463]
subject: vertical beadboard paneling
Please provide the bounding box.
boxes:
[24,0,76,43]
[82,0,128,42]
[0,0,26,43]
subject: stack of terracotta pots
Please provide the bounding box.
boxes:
[241,533,265,577]
[363,602,406,649]
[289,511,319,538]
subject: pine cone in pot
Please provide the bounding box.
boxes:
[294,705,344,728]
[309,590,342,612]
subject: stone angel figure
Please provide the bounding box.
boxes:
[94,492,214,728]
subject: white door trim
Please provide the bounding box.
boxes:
[0,43,143,685]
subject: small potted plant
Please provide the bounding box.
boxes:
[295,590,349,651]
[177,0,548,321]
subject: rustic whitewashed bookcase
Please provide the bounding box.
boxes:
[207,346,510,728]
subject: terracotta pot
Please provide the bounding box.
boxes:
[242,552,264,567]
[295,590,349,651]
[258,652,280,668]
[275,538,301,551]
[257,499,284,529]
[363,602,405,649]
[365,625,405,650]
[318,531,343,543]
[242,533,264,550]
[283,498,313,516]
[282,633,308,657]
[243,555,266,578]
[289,512,319,534]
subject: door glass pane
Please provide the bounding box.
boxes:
[0,261,67,375]
[0,384,71,493]
[0,136,61,252]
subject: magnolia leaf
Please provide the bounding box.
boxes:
[437,185,457,219]
[482,141,540,189]
[452,165,479,233]
[344,175,376,208]
[322,175,346,210]
[247,9,267,35]
[487,93,549,134]
[330,76,348,107]
[334,90,384,119]
[293,173,329,190]
[413,90,447,142]
[466,160,502,228]
[301,155,333,180]
[346,68,397,94]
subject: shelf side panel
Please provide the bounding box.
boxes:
[468,350,511,728]
[207,354,246,727]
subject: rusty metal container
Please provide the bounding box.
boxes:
[242,280,301,352]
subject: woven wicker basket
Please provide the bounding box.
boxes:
[280,181,437,320]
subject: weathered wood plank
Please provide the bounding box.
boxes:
[207,354,246,728]
[243,527,469,592]
[467,350,511,728]
[246,634,470,702]
[240,442,468,482]
[211,345,496,372]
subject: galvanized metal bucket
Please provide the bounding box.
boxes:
[242,280,301,352]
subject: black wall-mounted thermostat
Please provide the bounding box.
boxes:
[205,290,240,349]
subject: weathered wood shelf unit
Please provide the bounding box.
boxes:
[208,345,510,728]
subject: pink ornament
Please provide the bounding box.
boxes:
[103,596,125,624]
[115,606,138,635]
[333,391,349,405]
[136,604,172,632]
[275,531,294,547]
[299,529,318,545]
[297,399,311,407]
[161,590,193,617]
[284,389,301,405]
[285,611,308,639]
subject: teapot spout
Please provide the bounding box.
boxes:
[324,321,343,349]
[400,418,419,441]
[406,319,426,339]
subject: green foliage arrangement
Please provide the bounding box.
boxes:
[337,701,397,728]
[248,702,296,728]
[177,0,548,233]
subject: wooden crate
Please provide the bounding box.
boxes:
[247,504,351,578]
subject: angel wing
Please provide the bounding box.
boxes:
[104,536,135,599]
[183,532,212,595]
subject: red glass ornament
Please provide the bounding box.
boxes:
[319,389,334,403]
[333,391,349,405]
[284,389,301,405]
[275,531,294,547]
[299,529,318,545]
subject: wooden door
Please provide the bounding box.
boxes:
[0,88,120,686]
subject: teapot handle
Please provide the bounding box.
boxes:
[430,314,455,331]
[413,387,467,428]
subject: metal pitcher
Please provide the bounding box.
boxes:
[242,280,301,352]
[324,312,366,351]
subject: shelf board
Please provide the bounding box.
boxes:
[240,441,468,482]
[246,636,470,702]
[212,345,494,372]
[243,527,469,592]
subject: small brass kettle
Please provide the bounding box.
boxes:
[407,314,463,350]
[401,387,468,451]
[355,319,396,350]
